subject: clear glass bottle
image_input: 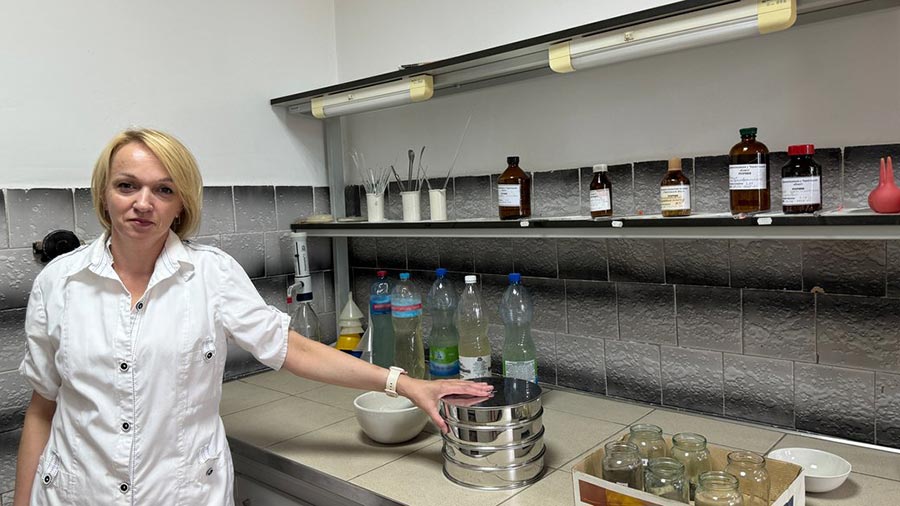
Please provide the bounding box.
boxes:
[391,272,426,379]
[729,127,771,214]
[627,424,668,465]
[724,451,770,506]
[671,432,711,501]
[498,156,531,220]
[660,157,691,217]
[781,144,823,214]
[695,471,744,506]
[589,163,613,218]
[601,441,643,490]
[644,457,689,503]
[289,299,321,342]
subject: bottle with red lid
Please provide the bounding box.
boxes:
[781,144,822,214]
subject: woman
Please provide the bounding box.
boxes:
[14,128,492,505]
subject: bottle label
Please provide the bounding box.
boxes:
[498,184,521,207]
[391,301,422,318]
[660,186,691,211]
[459,355,491,379]
[429,346,460,378]
[782,176,821,205]
[503,359,537,383]
[589,189,611,212]
[729,163,767,190]
[370,295,391,316]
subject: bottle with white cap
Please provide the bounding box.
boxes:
[456,275,492,379]
[589,164,613,218]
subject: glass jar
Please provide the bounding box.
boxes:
[671,432,711,501]
[724,451,770,506]
[627,424,668,464]
[695,471,744,506]
[601,441,643,490]
[644,457,688,503]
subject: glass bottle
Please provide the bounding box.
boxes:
[601,441,643,490]
[627,424,668,465]
[782,144,823,214]
[729,127,771,214]
[644,457,689,503]
[498,156,531,220]
[695,471,744,506]
[660,157,691,217]
[589,163,613,218]
[289,298,321,342]
[671,432,711,501]
[724,451,770,506]
[391,272,426,379]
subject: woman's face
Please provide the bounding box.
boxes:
[105,142,183,245]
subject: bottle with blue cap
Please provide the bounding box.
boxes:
[427,268,460,378]
[500,273,537,383]
[391,272,426,379]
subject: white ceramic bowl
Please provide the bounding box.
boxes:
[353,391,429,444]
[767,447,852,493]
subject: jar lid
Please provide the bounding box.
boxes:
[739,127,758,136]
[593,164,608,173]
[507,156,520,165]
[788,144,815,156]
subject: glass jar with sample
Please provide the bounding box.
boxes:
[695,471,744,506]
[601,441,643,490]
[626,423,668,465]
[644,457,689,503]
[671,432,711,501]
[724,451,769,506]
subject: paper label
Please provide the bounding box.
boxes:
[782,176,821,205]
[370,295,391,316]
[498,184,521,207]
[503,359,537,383]
[660,186,691,211]
[729,163,767,190]
[459,355,491,379]
[589,189,611,212]
[429,346,460,378]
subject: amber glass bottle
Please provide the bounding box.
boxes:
[782,144,822,214]
[589,164,613,218]
[660,158,691,217]
[729,127,770,214]
[497,156,531,220]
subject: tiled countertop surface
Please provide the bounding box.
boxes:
[223,370,900,506]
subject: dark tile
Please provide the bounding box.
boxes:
[693,155,730,214]
[729,240,802,290]
[308,236,333,271]
[275,186,313,229]
[323,271,335,313]
[609,163,635,217]
[579,166,594,217]
[253,276,290,312]
[742,289,816,362]
[557,238,607,281]
[676,285,741,353]
[843,144,900,210]
[490,173,500,212]
[664,239,729,286]
[512,239,557,278]
[6,189,75,248]
[406,237,440,271]
[523,277,566,333]
[0,370,30,430]
[375,237,406,270]
[191,236,220,248]
[452,175,492,220]
[606,340,661,405]
[348,237,377,268]
[73,188,104,240]
[795,363,875,443]
[0,248,43,311]
[221,233,266,279]
[472,238,515,275]
[535,329,557,385]
[344,185,361,217]
[817,294,900,373]
[617,283,675,345]
[438,238,475,273]
[557,334,605,394]
[264,231,293,277]
[724,354,794,428]
[0,308,26,371]
[634,159,694,216]
[565,280,617,340]
[886,241,900,297]
[313,186,331,215]
[234,186,276,232]
[661,346,723,415]
[0,428,22,492]
[876,373,900,448]
[802,240,885,296]
[533,168,580,218]
[608,239,664,283]
[386,181,403,221]
[199,186,235,236]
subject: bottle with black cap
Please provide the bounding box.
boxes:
[497,156,531,220]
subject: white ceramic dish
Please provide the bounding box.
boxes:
[353,391,428,444]
[767,447,852,493]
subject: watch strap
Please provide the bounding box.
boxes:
[384,366,407,397]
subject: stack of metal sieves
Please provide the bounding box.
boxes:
[438,377,545,490]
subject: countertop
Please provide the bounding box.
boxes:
[222,370,900,505]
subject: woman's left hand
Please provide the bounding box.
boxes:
[397,377,494,433]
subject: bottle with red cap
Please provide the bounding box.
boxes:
[782,144,822,214]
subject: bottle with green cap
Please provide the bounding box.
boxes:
[391,272,426,379]
[729,127,771,214]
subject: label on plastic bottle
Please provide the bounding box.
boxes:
[391,301,422,318]
[370,295,391,316]
[498,184,521,207]
[729,164,767,190]
[589,189,611,212]
[660,186,691,211]
[782,176,821,205]
[503,360,537,383]
[429,346,460,378]
[459,355,491,379]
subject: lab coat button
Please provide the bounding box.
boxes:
[120,483,129,493]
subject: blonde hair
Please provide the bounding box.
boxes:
[91,128,203,239]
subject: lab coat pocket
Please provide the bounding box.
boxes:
[35,450,69,500]
[195,440,224,484]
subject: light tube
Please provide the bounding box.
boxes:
[311,75,434,119]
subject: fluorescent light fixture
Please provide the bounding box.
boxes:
[549,0,796,73]
[310,75,434,118]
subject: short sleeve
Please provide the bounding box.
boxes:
[218,255,290,370]
[19,282,61,401]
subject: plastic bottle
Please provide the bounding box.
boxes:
[370,271,394,368]
[427,268,460,379]
[391,272,426,379]
[289,296,321,342]
[456,275,492,379]
[336,293,364,357]
[500,273,537,383]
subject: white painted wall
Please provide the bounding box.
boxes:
[339,5,900,181]
[0,0,337,188]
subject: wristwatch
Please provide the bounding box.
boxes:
[384,366,407,398]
